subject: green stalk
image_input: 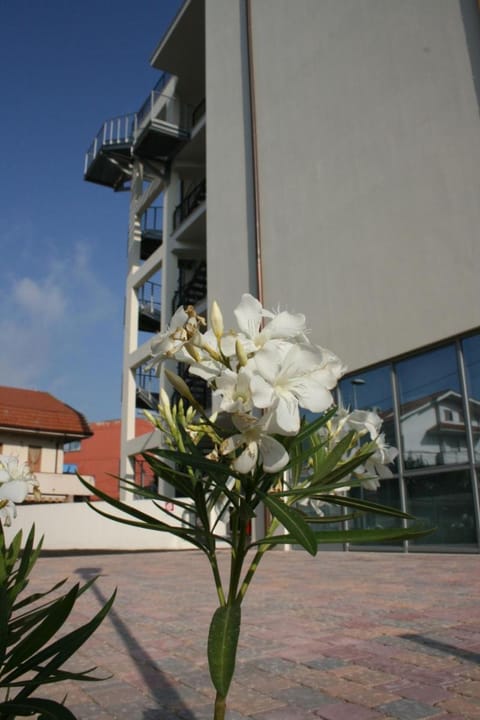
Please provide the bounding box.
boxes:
[209,553,226,607]
[214,691,226,720]
[237,517,280,602]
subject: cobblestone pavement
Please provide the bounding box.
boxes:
[31,549,480,719]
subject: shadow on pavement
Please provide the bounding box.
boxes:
[403,633,480,665]
[76,566,197,720]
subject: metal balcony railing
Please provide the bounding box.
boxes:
[172,179,206,231]
[141,206,163,234]
[84,113,136,174]
[84,71,190,181]
[138,281,161,317]
[135,367,159,411]
[136,72,171,128]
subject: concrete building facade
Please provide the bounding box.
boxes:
[84,0,480,550]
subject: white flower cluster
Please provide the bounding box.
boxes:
[148,294,396,482]
[0,456,39,526]
[321,406,398,490]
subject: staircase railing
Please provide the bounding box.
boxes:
[172,179,206,231]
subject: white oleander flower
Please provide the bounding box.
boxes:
[0,457,39,526]
[220,412,289,474]
[360,433,398,489]
[148,305,205,368]
[248,342,344,434]
[214,368,253,414]
[234,293,308,352]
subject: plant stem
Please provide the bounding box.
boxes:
[209,553,226,606]
[214,691,226,720]
[237,518,280,602]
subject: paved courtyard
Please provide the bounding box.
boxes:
[32,549,480,719]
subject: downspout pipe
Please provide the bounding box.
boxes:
[245,0,264,305]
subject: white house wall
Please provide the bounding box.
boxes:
[0,433,63,473]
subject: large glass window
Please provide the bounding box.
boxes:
[462,333,480,464]
[349,479,403,547]
[396,345,467,469]
[405,470,476,545]
[339,364,397,473]
[340,330,480,549]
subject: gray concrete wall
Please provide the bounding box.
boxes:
[206,0,480,369]
[205,0,257,328]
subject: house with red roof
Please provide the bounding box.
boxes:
[0,386,94,502]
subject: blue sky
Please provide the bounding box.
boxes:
[0,0,182,421]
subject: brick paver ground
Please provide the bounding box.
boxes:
[30,549,480,719]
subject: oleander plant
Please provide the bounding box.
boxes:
[82,293,430,720]
[0,458,115,720]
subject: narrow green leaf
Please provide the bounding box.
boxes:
[4,590,116,685]
[314,494,414,520]
[259,493,317,556]
[289,407,338,447]
[207,603,241,697]
[0,697,77,719]
[249,526,433,548]
[85,503,209,552]
[3,585,79,673]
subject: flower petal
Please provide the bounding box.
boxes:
[234,294,262,338]
[259,435,289,473]
[232,441,258,474]
[0,479,29,503]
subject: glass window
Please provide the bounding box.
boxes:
[462,333,480,465]
[396,345,467,469]
[339,365,397,470]
[64,440,81,453]
[349,479,403,546]
[405,469,477,545]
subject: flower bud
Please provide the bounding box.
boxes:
[210,300,224,340]
[235,339,248,367]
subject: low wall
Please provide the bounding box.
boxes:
[4,499,198,552]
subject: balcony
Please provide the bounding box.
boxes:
[173,179,206,232]
[141,206,163,260]
[29,472,95,502]
[84,72,190,190]
[84,114,135,190]
[172,260,206,312]
[138,280,161,333]
[136,368,159,411]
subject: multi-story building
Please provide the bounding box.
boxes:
[84,0,480,550]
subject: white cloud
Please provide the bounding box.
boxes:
[0,240,120,397]
[14,277,66,322]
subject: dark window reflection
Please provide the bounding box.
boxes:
[462,334,480,464]
[349,479,403,545]
[405,470,477,545]
[396,345,467,469]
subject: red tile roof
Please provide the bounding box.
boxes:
[0,386,92,438]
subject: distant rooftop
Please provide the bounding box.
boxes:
[0,386,92,439]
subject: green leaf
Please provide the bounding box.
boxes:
[3,585,79,673]
[314,493,414,520]
[139,455,197,499]
[85,503,209,553]
[150,447,238,481]
[289,407,338,447]
[207,603,241,697]
[4,590,116,685]
[259,493,317,556]
[0,697,77,719]
[249,526,433,548]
